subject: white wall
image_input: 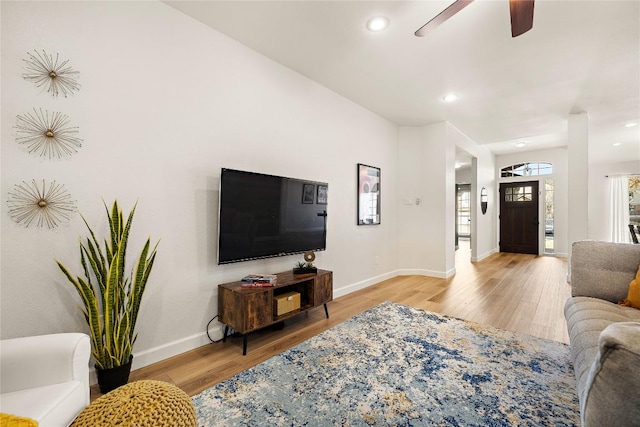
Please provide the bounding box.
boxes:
[456,167,472,184]
[448,124,497,262]
[0,1,398,369]
[397,123,494,277]
[568,113,589,248]
[496,148,569,256]
[397,124,453,277]
[589,160,640,241]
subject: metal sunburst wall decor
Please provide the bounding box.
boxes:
[7,179,77,229]
[15,108,82,159]
[23,49,80,97]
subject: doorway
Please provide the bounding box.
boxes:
[499,181,539,254]
[456,184,471,248]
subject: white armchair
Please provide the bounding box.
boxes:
[1,333,91,427]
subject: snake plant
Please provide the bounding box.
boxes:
[56,200,158,370]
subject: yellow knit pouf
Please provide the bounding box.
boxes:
[0,413,38,427]
[71,380,196,427]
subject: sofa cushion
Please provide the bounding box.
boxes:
[1,381,86,427]
[581,322,640,427]
[570,241,640,303]
[564,296,640,409]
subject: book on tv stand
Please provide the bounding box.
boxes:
[240,274,277,287]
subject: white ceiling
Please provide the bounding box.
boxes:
[166,0,640,164]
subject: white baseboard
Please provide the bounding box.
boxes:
[89,327,224,385]
[333,270,399,299]
[397,268,453,279]
[333,267,456,299]
[472,247,498,263]
[133,329,222,371]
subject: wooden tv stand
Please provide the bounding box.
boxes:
[218,269,333,355]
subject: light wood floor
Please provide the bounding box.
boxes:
[91,243,571,400]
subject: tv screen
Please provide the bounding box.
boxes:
[218,168,328,264]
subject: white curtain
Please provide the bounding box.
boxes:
[608,175,630,243]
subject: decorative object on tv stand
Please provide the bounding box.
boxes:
[481,187,488,215]
[293,251,317,274]
[304,251,316,263]
[23,49,80,97]
[7,179,76,228]
[357,163,381,225]
[56,200,159,393]
[15,108,82,159]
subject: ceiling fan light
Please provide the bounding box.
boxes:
[366,16,389,32]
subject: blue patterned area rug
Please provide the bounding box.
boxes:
[193,302,579,426]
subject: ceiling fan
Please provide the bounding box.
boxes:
[415,0,534,38]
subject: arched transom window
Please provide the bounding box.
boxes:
[501,162,553,178]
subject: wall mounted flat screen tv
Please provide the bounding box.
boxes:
[218,168,328,264]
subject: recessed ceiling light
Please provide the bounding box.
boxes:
[442,93,458,102]
[366,16,389,32]
[624,122,638,128]
[514,141,527,148]
[612,142,622,146]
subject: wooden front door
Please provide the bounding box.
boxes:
[499,181,539,254]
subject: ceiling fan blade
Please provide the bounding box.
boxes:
[415,0,474,37]
[509,0,535,37]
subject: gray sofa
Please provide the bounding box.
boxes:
[564,240,640,426]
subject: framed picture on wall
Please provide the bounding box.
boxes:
[357,163,380,225]
[317,185,328,204]
[302,183,315,204]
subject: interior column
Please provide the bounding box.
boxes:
[567,112,589,254]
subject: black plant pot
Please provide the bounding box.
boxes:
[293,267,317,274]
[96,356,133,394]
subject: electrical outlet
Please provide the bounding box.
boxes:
[375,256,380,265]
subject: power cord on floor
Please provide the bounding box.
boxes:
[207,314,238,343]
[206,315,224,343]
